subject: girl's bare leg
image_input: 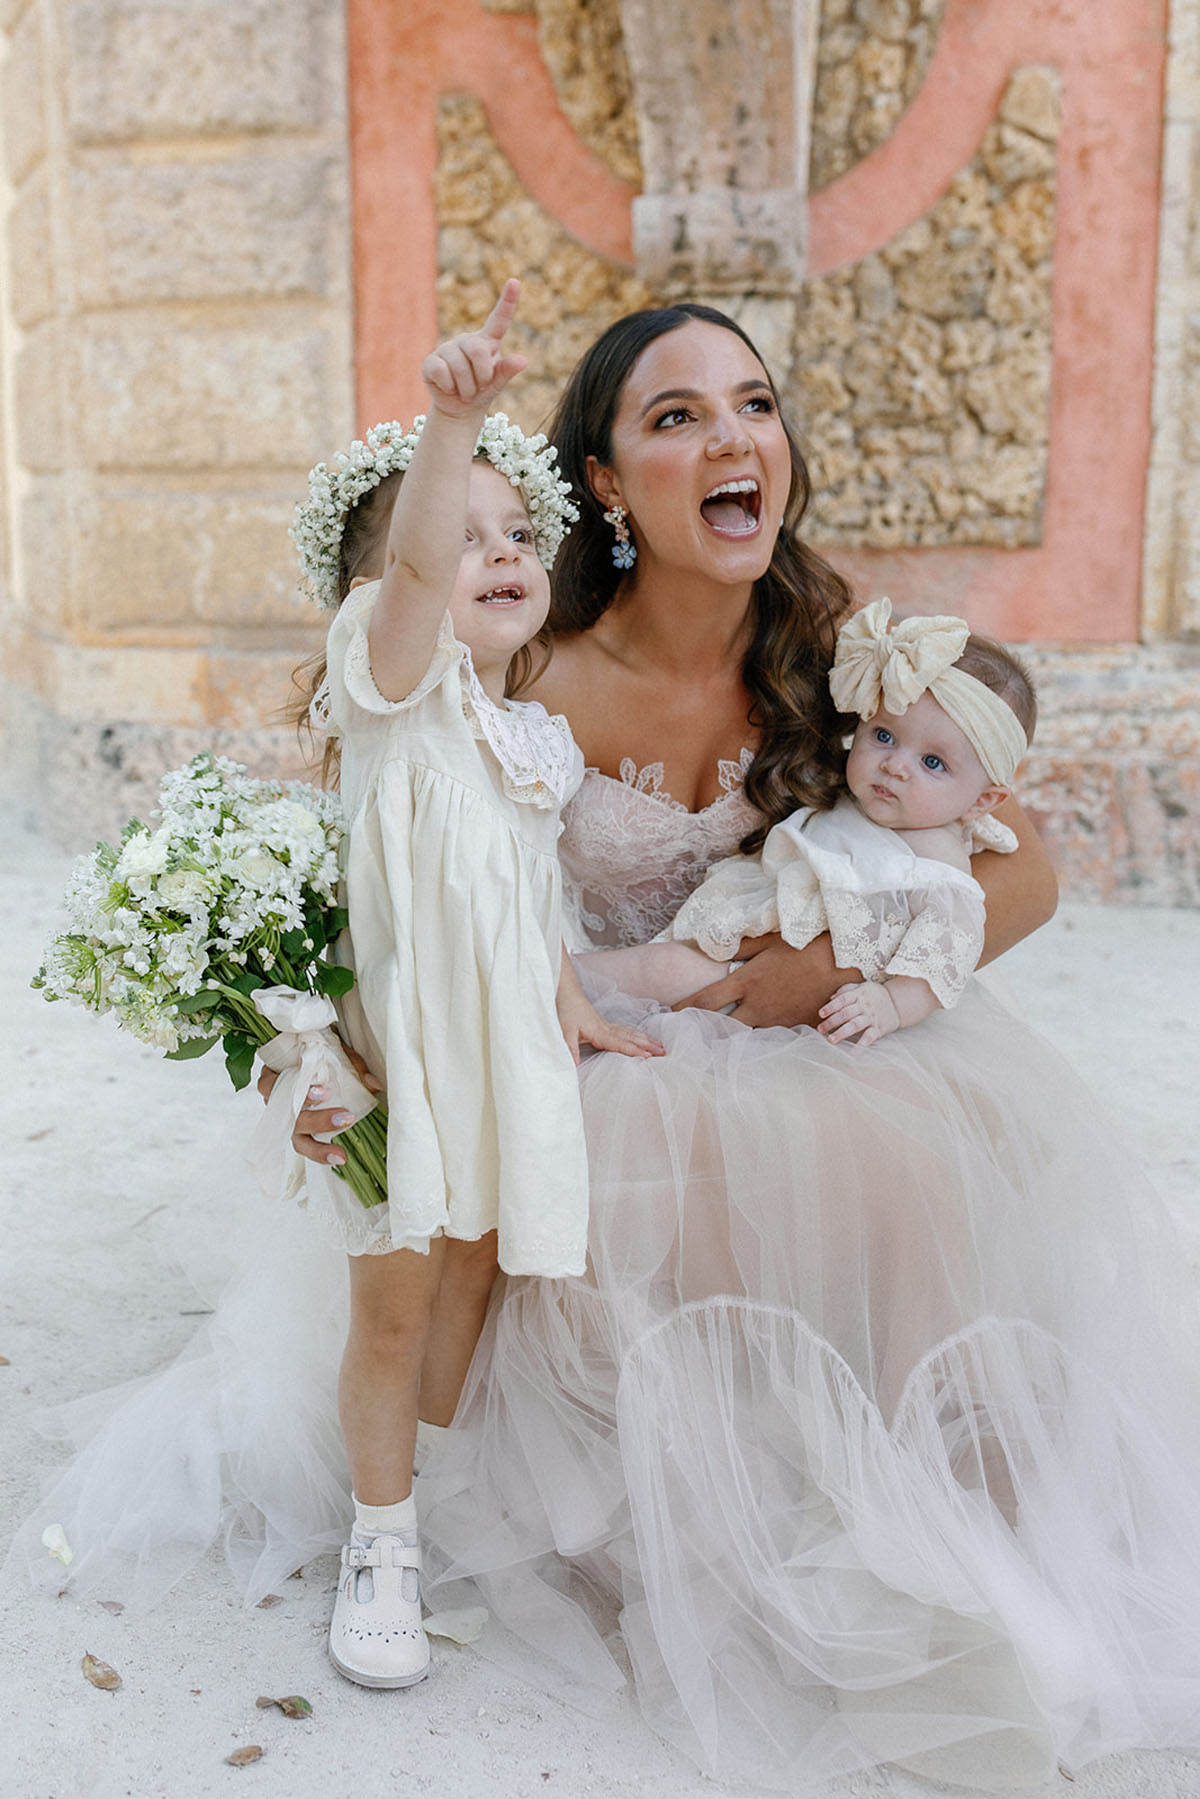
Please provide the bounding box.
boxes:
[340,1241,449,1504]
[417,1232,500,1426]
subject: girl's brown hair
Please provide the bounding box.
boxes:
[539,303,854,851]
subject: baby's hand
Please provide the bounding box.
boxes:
[817,980,900,1050]
[421,278,528,418]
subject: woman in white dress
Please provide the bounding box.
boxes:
[349,305,1198,1790]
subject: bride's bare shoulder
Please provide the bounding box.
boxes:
[525,629,608,712]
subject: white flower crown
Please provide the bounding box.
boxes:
[290,412,579,609]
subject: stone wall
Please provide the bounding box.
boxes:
[436,5,1057,552]
[799,65,1058,550]
[809,0,944,190]
[0,0,351,846]
[2,0,1198,904]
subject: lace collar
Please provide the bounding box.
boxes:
[459,641,580,812]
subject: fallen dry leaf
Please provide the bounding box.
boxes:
[255,1594,283,1609]
[287,1567,304,1579]
[98,1600,124,1616]
[226,1746,263,1768]
[256,1694,313,1719]
[81,1652,121,1691]
[0,1355,10,1366]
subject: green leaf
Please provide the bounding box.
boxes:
[165,1035,218,1062]
[174,989,220,1016]
[279,928,307,959]
[327,908,350,938]
[223,1031,258,1092]
[315,961,354,998]
[228,968,266,996]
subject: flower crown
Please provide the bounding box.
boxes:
[291,413,579,609]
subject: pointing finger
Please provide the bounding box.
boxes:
[482,278,521,342]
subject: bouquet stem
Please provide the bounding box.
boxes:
[330,1105,390,1210]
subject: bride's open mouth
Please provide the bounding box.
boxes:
[476,585,526,606]
[699,478,761,537]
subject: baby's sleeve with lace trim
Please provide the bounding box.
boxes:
[325,580,461,733]
[881,877,986,1010]
[665,853,783,960]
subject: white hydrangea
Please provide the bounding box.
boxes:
[289,412,579,610]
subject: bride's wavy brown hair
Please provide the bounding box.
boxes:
[536,303,853,852]
[284,467,550,787]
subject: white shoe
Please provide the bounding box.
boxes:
[328,1534,430,1688]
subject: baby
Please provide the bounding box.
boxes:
[587,599,1036,1048]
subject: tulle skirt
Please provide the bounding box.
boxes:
[9,977,1200,1790]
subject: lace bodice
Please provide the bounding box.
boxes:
[559,751,759,949]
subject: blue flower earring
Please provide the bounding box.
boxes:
[604,504,637,570]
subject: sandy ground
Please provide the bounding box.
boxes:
[2,809,1199,1799]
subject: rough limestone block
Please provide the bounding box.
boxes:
[201,494,314,627]
[7,169,55,328]
[14,324,65,472]
[77,319,334,470]
[5,702,315,852]
[65,0,322,143]
[1168,464,1200,636]
[998,66,1062,143]
[20,478,67,611]
[0,0,35,33]
[1019,645,1200,904]
[72,487,314,630]
[3,2,46,184]
[71,154,336,306]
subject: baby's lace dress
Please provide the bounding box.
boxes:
[667,794,1009,1009]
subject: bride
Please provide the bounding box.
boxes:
[15,303,1200,1792]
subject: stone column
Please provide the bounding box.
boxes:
[1143,0,1200,641]
[0,0,354,845]
[617,0,816,377]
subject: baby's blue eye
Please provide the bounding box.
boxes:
[922,754,945,772]
[873,728,892,745]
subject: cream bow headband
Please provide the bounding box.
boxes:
[829,598,1027,786]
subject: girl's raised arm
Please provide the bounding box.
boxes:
[367,280,527,702]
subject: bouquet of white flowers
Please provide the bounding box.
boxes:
[34,752,388,1211]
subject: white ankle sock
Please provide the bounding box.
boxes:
[352,1491,418,1545]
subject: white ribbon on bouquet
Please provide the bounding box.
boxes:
[249,986,381,1203]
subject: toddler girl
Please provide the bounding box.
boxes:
[588,598,1033,1047]
[288,282,661,1689]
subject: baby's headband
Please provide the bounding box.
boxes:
[291,413,579,609]
[829,598,1027,786]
